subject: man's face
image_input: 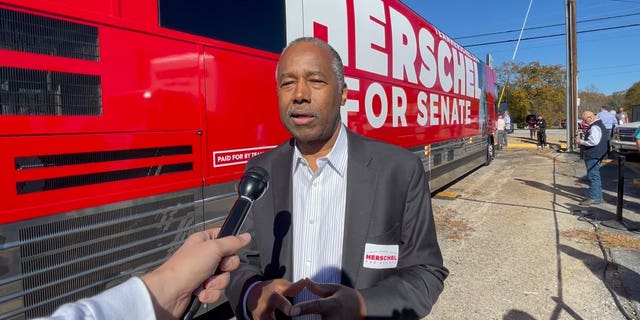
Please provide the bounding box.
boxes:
[276,42,347,146]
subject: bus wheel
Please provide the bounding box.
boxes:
[485,138,494,166]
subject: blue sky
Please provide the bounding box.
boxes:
[402,0,640,95]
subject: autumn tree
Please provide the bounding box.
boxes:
[624,81,640,108]
[579,85,608,113]
[495,61,566,127]
[608,91,626,110]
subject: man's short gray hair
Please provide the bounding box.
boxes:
[278,37,346,92]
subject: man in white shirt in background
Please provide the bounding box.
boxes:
[496,114,506,150]
[597,105,617,156]
[503,111,511,147]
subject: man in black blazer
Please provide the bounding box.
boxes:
[226,37,447,319]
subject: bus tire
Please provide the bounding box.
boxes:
[485,137,494,166]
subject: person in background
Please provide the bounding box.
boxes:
[576,111,608,206]
[503,110,511,146]
[226,37,447,320]
[496,114,506,150]
[527,114,537,140]
[37,230,251,320]
[536,115,547,150]
[597,105,617,155]
[618,107,629,125]
[635,126,640,151]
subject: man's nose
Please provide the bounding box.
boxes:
[293,80,310,102]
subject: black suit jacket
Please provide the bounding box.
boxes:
[226,129,448,319]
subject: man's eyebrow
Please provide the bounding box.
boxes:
[278,70,325,80]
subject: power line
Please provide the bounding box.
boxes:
[609,0,640,4]
[464,23,640,47]
[454,12,640,40]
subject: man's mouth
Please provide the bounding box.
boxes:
[288,110,317,125]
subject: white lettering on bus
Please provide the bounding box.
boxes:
[314,0,482,129]
[418,28,437,89]
[390,6,417,84]
[342,77,361,125]
[392,86,408,127]
[354,0,387,76]
[416,91,429,126]
[364,82,387,129]
[303,0,349,67]
[437,40,452,93]
[430,93,440,126]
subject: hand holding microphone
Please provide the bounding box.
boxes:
[182,167,269,320]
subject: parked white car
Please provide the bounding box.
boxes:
[611,121,640,154]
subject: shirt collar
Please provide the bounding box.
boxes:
[293,124,348,177]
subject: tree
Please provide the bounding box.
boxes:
[578,87,608,113]
[608,91,626,110]
[624,81,640,108]
[495,61,566,127]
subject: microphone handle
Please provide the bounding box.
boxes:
[217,197,252,239]
[182,197,253,320]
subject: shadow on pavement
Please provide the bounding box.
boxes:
[503,309,536,320]
[559,244,640,305]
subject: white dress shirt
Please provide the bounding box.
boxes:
[292,124,348,306]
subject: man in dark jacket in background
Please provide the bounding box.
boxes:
[536,115,547,150]
[576,111,608,206]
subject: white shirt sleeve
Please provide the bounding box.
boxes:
[582,125,602,147]
[34,277,156,320]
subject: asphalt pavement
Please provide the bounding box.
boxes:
[507,129,640,319]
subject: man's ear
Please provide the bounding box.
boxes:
[340,84,348,106]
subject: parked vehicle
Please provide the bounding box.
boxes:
[612,121,640,154]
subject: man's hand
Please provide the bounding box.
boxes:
[141,229,251,320]
[289,279,366,320]
[247,278,306,320]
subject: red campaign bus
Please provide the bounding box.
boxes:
[0,0,498,318]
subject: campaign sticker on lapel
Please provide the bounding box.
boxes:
[363,243,399,269]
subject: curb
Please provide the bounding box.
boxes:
[505,142,567,150]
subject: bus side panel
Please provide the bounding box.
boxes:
[0,9,207,223]
[0,22,203,135]
[0,131,203,224]
[203,47,289,184]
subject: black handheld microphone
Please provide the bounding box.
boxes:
[182,166,269,320]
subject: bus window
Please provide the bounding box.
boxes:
[158,0,286,53]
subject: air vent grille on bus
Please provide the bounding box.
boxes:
[14,146,193,194]
[16,194,195,318]
[0,67,102,116]
[15,146,193,170]
[0,8,99,60]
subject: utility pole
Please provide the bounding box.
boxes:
[566,0,578,152]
